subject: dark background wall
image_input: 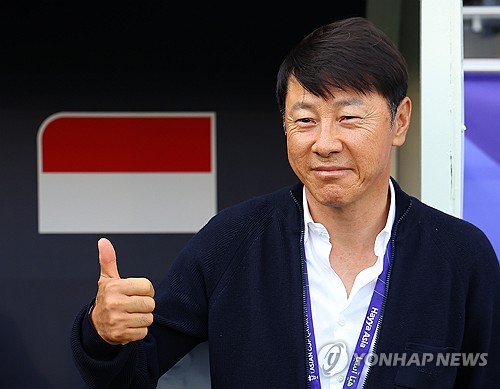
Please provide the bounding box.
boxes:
[0,2,366,387]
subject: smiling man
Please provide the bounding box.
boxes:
[71,17,499,388]
[284,80,411,298]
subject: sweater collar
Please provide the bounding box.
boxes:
[300,180,396,257]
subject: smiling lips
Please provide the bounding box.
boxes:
[311,165,352,179]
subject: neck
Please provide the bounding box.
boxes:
[306,182,390,251]
[305,180,392,297]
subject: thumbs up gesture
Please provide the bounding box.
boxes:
[90,238,155,345]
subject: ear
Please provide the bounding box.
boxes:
[392,97,412,147]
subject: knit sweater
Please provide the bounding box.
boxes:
[71,179,500,388]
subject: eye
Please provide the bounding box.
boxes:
[339,115,360,122]
[338,115,364,127]
[295,117,317,128]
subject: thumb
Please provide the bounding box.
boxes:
[98,237,120,279]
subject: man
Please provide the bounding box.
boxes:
[71,17,499,388]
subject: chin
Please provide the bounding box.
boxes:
[322,198,348,208]
[314,190,351,208]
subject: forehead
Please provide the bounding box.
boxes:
[285,77,385,111]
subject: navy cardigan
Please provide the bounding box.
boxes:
[71,179,499,388]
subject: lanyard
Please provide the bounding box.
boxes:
[304,241,392,389]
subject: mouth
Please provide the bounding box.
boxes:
[311,165,352,179]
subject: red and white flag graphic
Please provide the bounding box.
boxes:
[37,112,217,233]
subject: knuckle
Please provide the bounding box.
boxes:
[137,327,148,340]
[106,280,122,293]
[100,295,121,312]
[143,297,155,312]
[131,277,153,294]
[133,296,154,313]
[143,313,154,326]
[104,313,122,329]
[123,327,148,342]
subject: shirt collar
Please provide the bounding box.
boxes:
[302,188,315,244]
[302,179,396,256]
[375,179,396,257]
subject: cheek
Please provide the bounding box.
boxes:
[351,135,393,174]
[354,127,392,153]
[286,143,298,167]
[286,138,308,169]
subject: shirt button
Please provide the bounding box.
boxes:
[337,375,344,382]
[339,319,346,326]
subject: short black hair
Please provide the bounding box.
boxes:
[276,17,408,122]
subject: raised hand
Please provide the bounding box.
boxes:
[90,237,155,345]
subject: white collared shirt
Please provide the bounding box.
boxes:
[303,180,396,388]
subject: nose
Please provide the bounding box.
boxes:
[311,122,343,157]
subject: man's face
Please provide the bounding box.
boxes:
[284,77,410,210]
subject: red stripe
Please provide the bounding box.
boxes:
[41,115,212,172]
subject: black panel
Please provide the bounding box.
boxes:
[0,2,366,387]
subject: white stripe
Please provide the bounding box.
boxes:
[38,173,216,233]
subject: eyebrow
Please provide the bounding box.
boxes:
[290,97,365,111]
[290,101,313,111]
[332,97,365,108]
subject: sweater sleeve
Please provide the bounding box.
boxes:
[73,302,210,389]
[70,209,245,388]
[69,230,216,389]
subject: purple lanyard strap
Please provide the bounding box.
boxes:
[304,242,392,389]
